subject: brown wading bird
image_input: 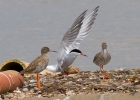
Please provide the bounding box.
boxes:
[93,42,111,81]
[20,47,56,88]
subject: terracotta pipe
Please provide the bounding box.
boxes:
[0,59,29,72]
[0,70,24,94]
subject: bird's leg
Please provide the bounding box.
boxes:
[105,72,110,79]
[101,66,110,79]
[100,66,104,73]
[37,74,44,88]
[100,66,106,82]
[61,71,69,76]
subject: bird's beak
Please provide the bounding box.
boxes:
[81,53,87,57]
[49,50,57,53]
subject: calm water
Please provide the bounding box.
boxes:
[0,0,140,71]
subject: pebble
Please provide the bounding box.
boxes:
[37,94,42,98]
[30,79,37,83]
[22,88,29,92]
[13,87,21,94]
[6,93,14,99]
[18,93,26,99]
[37,91,42,94]
[0,94,4,99]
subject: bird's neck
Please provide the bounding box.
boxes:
[41,53,47,55]
[102,49,107,54]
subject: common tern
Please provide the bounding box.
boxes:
[47,6,99,73]
[20,47,56,88]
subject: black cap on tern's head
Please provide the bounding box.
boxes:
[102,42,107,49]
[41,47,57,54]
[70,49,82,53]
[70,49,87,57]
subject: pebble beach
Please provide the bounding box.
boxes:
[1,67,140,100]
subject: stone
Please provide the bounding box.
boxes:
[37,90,42,94]
[37,94,42,98]
[22,88,29,92]
[6,93,14,99]
[0,94,4,99]
[30,79,37,83]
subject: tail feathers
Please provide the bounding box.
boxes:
[46,64,59,72]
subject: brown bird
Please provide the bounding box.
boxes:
[93,42,111,81]
[20,47,56,88]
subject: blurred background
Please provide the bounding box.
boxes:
[0,0,140,71]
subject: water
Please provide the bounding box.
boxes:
[0,0,140,71]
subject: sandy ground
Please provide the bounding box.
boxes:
[9,92,140,100]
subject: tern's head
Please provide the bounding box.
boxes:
[41,47,57,54]
[102,42,107,50]
[70,49,87,57]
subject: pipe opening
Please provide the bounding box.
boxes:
[0,62,24,72]
[0,59,28,72]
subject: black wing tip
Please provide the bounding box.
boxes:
[84,9,88,12]
[96,6,99,9]
[81,10,88,16]
[81,6,99,14]
[94,6,99,12]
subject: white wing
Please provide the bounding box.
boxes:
[57,6,99,65]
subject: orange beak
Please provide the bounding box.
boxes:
[80,53,87,57]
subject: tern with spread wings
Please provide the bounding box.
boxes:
[46,6,99,74]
